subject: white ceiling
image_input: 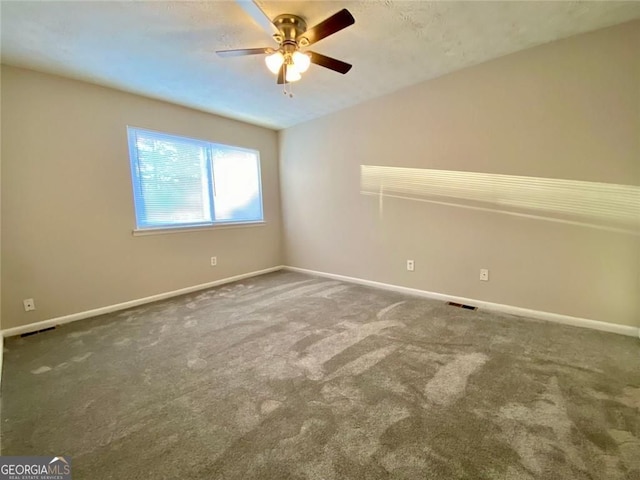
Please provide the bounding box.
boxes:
[2,1,639,130]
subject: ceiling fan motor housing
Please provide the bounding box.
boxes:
[273,14,308,47]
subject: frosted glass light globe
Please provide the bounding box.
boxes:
[265,52,284,74]
[292,51,311,73]
[285,67,302,82]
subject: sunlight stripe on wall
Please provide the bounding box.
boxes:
[360,165,640,235]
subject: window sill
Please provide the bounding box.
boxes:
[132,221,266,237]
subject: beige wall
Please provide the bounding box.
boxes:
[280,21,640,328]
[2,22,639,332]
[1,66,282,330]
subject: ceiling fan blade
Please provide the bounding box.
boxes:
[236,0,279,37]
[277,64,285,84]
[298,9,355,46]
[216,47,272,57]
[308,51,352,74]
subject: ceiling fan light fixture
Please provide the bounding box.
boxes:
[292,51,311,73]
[285,67,302,82]
[216,3,355,90]
[265,51,284,74]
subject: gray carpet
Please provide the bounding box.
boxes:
[1,271,639,479]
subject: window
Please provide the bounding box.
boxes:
[127,127,263,231]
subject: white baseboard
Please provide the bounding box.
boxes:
[0,265,285,339]
[284,266,640,338]
[2,263,637,343]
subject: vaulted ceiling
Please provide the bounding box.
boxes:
[2,1,639,129]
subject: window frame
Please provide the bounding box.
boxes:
[127,126,265,234]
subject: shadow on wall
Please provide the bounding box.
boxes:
[360,165,640,236]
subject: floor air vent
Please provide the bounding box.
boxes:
[20,326,56,338]
[447,302,478,311]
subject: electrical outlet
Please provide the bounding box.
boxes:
[407,260,415,272]
[480,269,489,281]
[23,298,36,312]
[210,256,217,267]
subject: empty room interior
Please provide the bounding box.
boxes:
[1,1,639,479]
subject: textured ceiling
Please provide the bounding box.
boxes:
[2,1,640,130]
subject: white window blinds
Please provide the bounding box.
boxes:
[127,127,263,230]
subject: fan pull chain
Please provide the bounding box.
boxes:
[282,81,294,98]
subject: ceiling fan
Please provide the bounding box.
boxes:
[216,0,355,88]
